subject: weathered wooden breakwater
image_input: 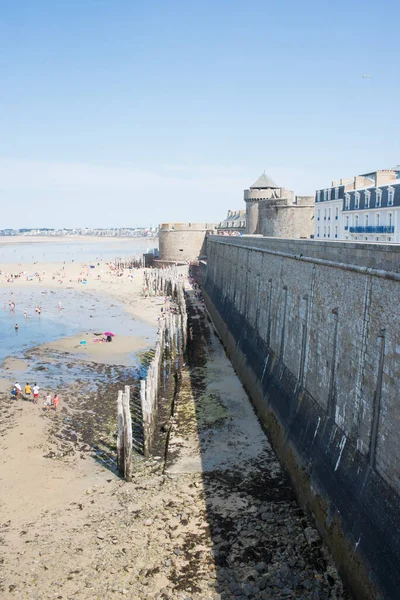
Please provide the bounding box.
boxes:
[113,254,145,269]
[140,269,187,457]
[115,269,187,476]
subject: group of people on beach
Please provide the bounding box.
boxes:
[5,298,43,331]
[12,382,60,412]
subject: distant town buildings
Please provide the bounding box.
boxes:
[244,172,314,238]
[0,227,158,238]
[314,168,400,243]
[217,209,246,235]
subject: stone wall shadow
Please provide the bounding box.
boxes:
[171,285,350,600]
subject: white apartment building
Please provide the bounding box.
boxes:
[314,168,400,243]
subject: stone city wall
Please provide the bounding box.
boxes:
[202,235,400,600]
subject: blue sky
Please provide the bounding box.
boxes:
[1,0,399,228]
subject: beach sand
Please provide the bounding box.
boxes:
[0,259,165,325]
[0,248,165,593]
[38,331,150,365]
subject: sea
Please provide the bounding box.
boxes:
[0,237,158,264]
[0,238,157,383]
[0,287,154,366]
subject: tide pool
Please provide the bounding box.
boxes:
[0,287,155,365]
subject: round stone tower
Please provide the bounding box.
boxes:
[159,222,216,262]
[244,172,280,234]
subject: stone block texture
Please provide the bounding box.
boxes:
[159,222,216,262]
[203,236,400,600]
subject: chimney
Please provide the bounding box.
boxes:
[375,170,396,187]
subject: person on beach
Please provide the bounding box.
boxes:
[52,394,60,411]
[25,383,31,399]
[15,382,22,399]
[33,383,40,404]
[44,393,52,410]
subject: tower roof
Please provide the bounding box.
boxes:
[250,171,279,189]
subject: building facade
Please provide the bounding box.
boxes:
[314,168,400,243]
[217,209,246,235]
[244,172,314,238]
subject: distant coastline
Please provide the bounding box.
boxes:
[0,235,158,245]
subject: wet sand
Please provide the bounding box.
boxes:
[38,332,150,365]
[0,260,162,326]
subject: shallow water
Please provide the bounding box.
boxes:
[0,287,155,365]
[0,238,158,264]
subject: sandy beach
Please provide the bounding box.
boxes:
[0,259,163,324]
[0,266,348,600]
[0,241,166,597]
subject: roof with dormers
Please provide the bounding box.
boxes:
[250,172,279,189]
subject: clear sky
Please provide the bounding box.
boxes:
[1,0,399,228]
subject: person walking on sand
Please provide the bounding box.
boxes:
[33,383,40,404]
[44,392,52,410]
[25,383,32,400]
[15,382,22,399]
[52,394,60,411]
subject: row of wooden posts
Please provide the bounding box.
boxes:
[113,254,146,269]
[116,269,188,480]
[140,269,188,457]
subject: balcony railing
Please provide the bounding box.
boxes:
[348,226,394,234]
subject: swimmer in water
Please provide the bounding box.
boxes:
[15,323,18,330]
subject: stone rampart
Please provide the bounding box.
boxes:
[158,222,216,262]
[203,235,400,600]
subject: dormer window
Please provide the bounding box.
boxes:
[355,192,360,209]
[376,189,382,207]
[334,187,339,199]
[316,190,321,202]
[324,189,328,201]
[327,188,331,200]
[365,190,371,208]
[345,193,350,210]
[388,186,395,206]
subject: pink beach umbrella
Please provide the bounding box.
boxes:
[104,331,115,336]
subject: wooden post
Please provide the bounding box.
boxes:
[140,378,149,457]
[117,390,124,475]
[123,385,133,482]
